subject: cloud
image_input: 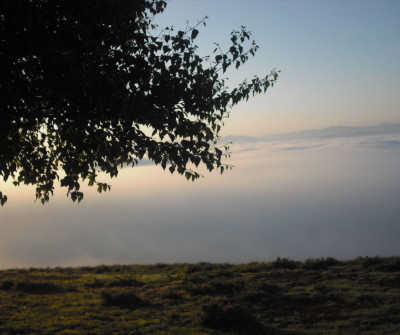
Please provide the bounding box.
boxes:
[2,134,400,268]
[362,139,400,149]
[272,143,327,152]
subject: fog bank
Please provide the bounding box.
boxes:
[1,134,400,268]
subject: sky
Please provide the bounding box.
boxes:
[153,0,400,136]
[1,0,400,268]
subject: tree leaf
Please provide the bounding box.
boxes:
[191,29,199,40]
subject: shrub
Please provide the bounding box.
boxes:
[234,262,267,273]
[272,257,297,269]
[190,279,243,296]
[84,279,105,288]
[201,303,266,334]
[107,278,143,288]
[183,263,203,274]
[15,281,61,294]
[94,265,113,274]
[358,256,384,269]
[0,280,14,291]
[101,290,146,309]
[183,262,225,275]
[162,291,182,301]
[359,256,400,272]
[302,257,342,270]
[238,290,278,305]
[257,282,281,295]
[207,269,236,279]
[378,258,400,272]
[185,274,208,284]
[78,266,94,273]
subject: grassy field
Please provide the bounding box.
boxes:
[1,256,399,334]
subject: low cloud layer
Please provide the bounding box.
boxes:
[1,134,400,268]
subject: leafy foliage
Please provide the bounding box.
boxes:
[0,0,278,205]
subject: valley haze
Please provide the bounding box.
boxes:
[1,123,400,269]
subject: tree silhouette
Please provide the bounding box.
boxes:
[0,0,278,206]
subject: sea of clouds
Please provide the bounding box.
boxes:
[1,133,400,268]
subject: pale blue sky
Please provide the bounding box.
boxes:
[154,0,400,135]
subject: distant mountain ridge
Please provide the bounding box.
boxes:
[222,123,400,143]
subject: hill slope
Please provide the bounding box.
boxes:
[1,257,400,334]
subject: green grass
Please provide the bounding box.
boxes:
[0,257,399,334]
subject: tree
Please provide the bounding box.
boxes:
[0,0,278,206]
